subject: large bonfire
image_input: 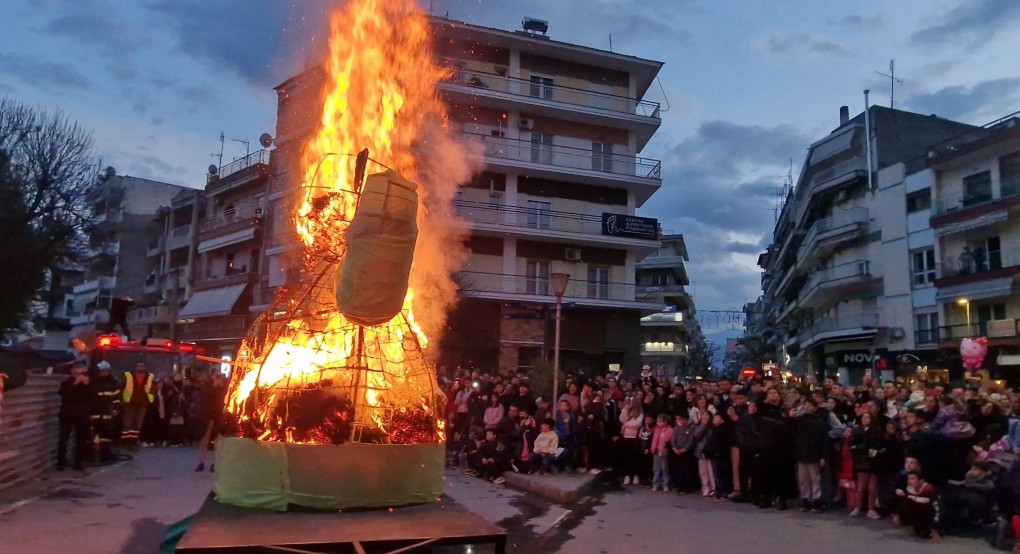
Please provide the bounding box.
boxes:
[221,0,465,448]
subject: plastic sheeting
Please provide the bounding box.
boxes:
[336,170,419,327]
[213,437,445,511]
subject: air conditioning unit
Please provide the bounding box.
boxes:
[518,118,535,130]
[889,327,906,340]
[565,248,582,261]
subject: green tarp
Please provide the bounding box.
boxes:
[213,437,445,511]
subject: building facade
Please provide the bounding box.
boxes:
[265,17,666,376]
[636,234,695,375]
[754,106,976,383]
[65,174,187,341]
[928,117,1020,379]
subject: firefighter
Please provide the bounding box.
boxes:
[121,362,153,447]
[57,364,93,471]
[91,361,121,462]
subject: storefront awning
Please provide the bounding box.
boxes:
[177,284,247,320]
[934,210,1008,237]
[197,227,256,253]
[936,277,1013,303]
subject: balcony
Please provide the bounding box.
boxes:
[177,315,249,342]
[794,157,868,222]
[439,69,660,148]
[797,312,879,347]
[207,149,270,184]
[798,260,877,309]
[930,191,1020,233]
[456,270,659,310]
[127,305,174,326]
[72,276,116,295]
[167,224,193,250]
[193,268,257,292]
[938,322,988,343]
[935,247,1020,292]
[640,341,689,357]
[93,207,123,225]
[463,133,661,204]
[199,202,264,234]
[454,200,657,247]
[797,207,869,267]
[147,239,164,258]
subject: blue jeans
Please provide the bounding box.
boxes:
[653,454,670,489]
[529,452,558,471]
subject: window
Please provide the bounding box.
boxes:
[529,76,554,100]
[906,189,931,213]
[977,303,1006,323]
[911,249,936,287]
[963,236,1002,273]
[915,313,938,344]
[526,200,551,229]
[650,274,671,286]
[1001,152,1020,197]
[525,260,550,295]
[963,171,992,205]
[530,133,554,164]
[225,253,235,275]
[587,266,610,299]
[591,141,613,172]
[250,249,260,273]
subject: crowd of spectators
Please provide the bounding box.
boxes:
[441,364,1020,546]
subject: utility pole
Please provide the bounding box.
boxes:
[211,132,224,168]
[168,268,180,341]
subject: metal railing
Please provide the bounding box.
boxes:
[210,149,270,181]
[442,68,661,118]
[457,270,636,302]
[938,322,988,341]
[798,313,878,345]
[0,374,63,493]
[797,207,869,259]
[464,132,662,180]
[932,189,1020,216]
[799,260,871,302]
[915,328,941,345]
[127,305,174,325]
[199,201,264,233]
[454,200,654,237]
[939,246,1020,278]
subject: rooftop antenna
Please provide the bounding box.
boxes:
[231,138,251,160]
[874,59,903,109]
[609,34,613,52]
[211,132,224,169]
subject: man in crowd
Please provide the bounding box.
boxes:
[90,361,121,463]
[57,364,93,471]
[120,362,153,448]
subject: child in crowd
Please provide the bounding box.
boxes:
[838,425,857,512]
[895,472,940,541]
[650,413,673,492]
[639,414,656,486]
[529,419,560,475]
[693,413,715,497]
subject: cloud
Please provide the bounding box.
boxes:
[0,52,92,90]
[906,78,1020,123]
[767,33,852,58]
[639,121,811,309]
[833,14,884,29]
[38,11,149,55]
[910,0,1020,49]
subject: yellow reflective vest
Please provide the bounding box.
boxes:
[123,372,154,403]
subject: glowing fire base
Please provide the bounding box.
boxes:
[213,437,444,511]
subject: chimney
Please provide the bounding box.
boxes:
[839,106,850,125]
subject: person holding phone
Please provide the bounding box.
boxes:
[57,365,93,471]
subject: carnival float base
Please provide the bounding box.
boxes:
[212,437,445,511]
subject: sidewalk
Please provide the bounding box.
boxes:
[0,447,211,554]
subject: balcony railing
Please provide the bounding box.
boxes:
[938,322,988,341]
[797,207,869,260]
[209,149,270,181]
[457,270,636,302]
[798,260,872,307]
[199,202,264,233]
[177,315,249,340]
[454,200,656,239]
[464,132,662,181]
[441,69,661,119]
[798,313,879,345]
[932,189,1020,217]
[915,328,941,345]
[939,247,1020,278]
[127,305,174,326]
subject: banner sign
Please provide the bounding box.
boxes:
[602,213,658,240]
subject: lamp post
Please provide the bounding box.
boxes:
[550,272,570,401]
[957,298,971,337]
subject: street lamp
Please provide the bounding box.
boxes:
[957,297,971,336]
[550,272,570,400]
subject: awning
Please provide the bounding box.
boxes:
[809,129,855,165]
[936,277,1013,303]
[933,210,1008,237]
[197,227,256,253]
[177,284,247,320]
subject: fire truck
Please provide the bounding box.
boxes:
[84,334,200,378]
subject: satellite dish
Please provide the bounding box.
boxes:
[208,164,218,175]
[259,133,274,148]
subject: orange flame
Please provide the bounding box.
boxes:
[224,0,458,444]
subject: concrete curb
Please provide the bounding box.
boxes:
[503,471,596,504]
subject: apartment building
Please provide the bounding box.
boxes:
[927,116,1020,377]
[756,106,975,383]
[266,17,665,374]
[635,235,696,375]
[64,174,187,341]
[136,151,270,360]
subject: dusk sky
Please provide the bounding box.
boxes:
[3,0,1019,314]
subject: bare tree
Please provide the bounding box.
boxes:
[0,99,96,331]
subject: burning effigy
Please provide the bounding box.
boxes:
[213,0,469,511]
